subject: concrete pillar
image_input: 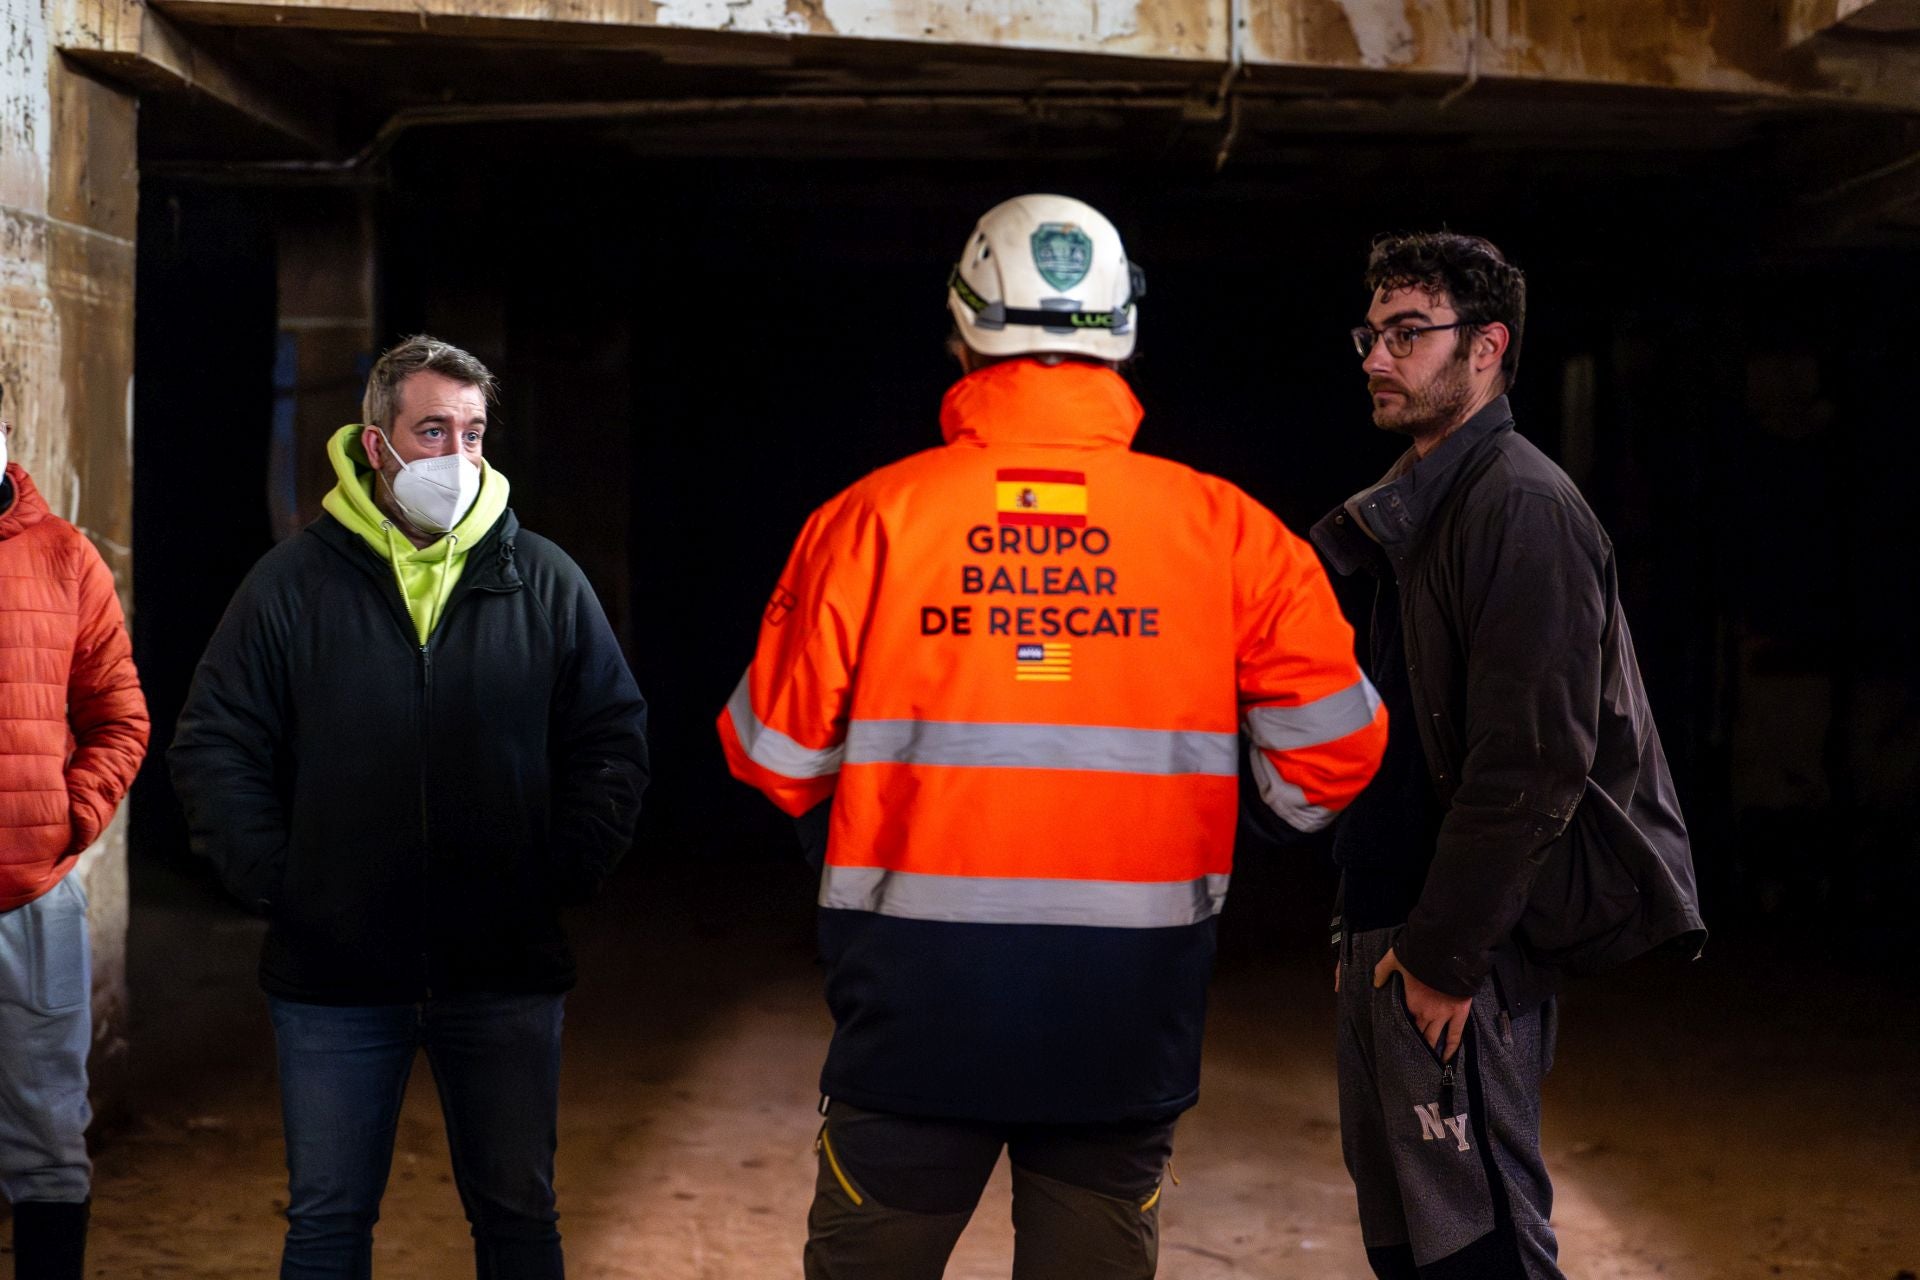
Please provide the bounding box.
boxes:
[2,0,141,1108]
[273,189,376,535]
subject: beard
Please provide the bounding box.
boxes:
[1369,355,1474,440]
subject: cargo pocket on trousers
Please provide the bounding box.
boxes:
[815,1121,867,1207]
[1140,1156,1178,1214]
[26,878,91,1013]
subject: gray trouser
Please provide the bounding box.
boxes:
[1337,926,1561,1279]
[0,874,93,1204]
[804,1101,1170,1280]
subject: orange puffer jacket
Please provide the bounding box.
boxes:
[0,463,149,910]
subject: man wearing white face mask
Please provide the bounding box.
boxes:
[171,335,650,1280]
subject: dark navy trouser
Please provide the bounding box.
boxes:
[269,992,565,1280]
[806,1100,1175,1279]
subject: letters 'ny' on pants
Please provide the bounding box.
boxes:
[269,992,565,1280]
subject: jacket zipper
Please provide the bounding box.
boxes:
[419,640,433,999]
[414,541,514,1001]
[321,521,521,1003]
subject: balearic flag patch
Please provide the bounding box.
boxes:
[1015,642,1073,682]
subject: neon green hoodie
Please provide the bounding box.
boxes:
[322,424,511,644]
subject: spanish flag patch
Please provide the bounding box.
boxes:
[996,468,1087,528]
[1015,642,1073,682]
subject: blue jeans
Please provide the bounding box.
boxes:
[268,992,566,1280]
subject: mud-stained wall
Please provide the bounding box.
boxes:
[1788,0,1880,45]
[156,0,1920,110]
[2,0,140,1107]
[784,0,1221,59]
[165,0,1226,58]
[1246,0,1809,92]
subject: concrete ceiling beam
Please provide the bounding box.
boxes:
[1789,0,1920,44]
[149,0,1227,62]
[1797,139,1920,243]
[55,0,336,153]
[142,0,1915,111]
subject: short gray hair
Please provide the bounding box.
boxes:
[361,335,497,428]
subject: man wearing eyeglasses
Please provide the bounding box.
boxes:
[1310,233,1702,1279]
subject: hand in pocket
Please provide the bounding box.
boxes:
[1373,946,1470,1062]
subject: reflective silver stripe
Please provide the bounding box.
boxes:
[1244,679,1382,752]
[726,670,844,779]
[819,865,1229,928]
[1250,751,1335,833]
[843,719,1236,777]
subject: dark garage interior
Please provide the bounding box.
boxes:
[97,69,1920,1275]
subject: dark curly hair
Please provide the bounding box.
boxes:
[1365,232,1525,391]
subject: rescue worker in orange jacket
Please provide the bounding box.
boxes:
[718,195,1387,1280]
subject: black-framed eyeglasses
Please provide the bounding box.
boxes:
[1350,321,1470,359]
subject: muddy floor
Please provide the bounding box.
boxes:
[49,846,1920,1279]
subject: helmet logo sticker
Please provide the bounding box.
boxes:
[1031,223,1094,291]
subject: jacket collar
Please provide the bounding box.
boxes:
[0,464,50,542]
[939,359,1142,450]
[1311,395,1515,576]
[320,423,512,562]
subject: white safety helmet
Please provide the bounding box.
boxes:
[947,194,1143,363]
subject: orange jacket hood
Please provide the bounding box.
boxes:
[0,462,51,540]
[939,359,1142,451]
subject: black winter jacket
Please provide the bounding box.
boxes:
[1312,397,1704,1001]
[170,509,649,1003]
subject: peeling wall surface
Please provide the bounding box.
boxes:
[798,0,1206,58]
[2,0,139,1107]
[1245,0,1818,94]
[3,0,58,433]
[140,0,1920,114]
[160,0,1228,63]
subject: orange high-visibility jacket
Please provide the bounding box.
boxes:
[719,359,1385,1123]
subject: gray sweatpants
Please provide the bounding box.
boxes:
[1336,925,1561,1279]
[0,874,93,1204]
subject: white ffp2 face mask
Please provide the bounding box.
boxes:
[374,428,481,534]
